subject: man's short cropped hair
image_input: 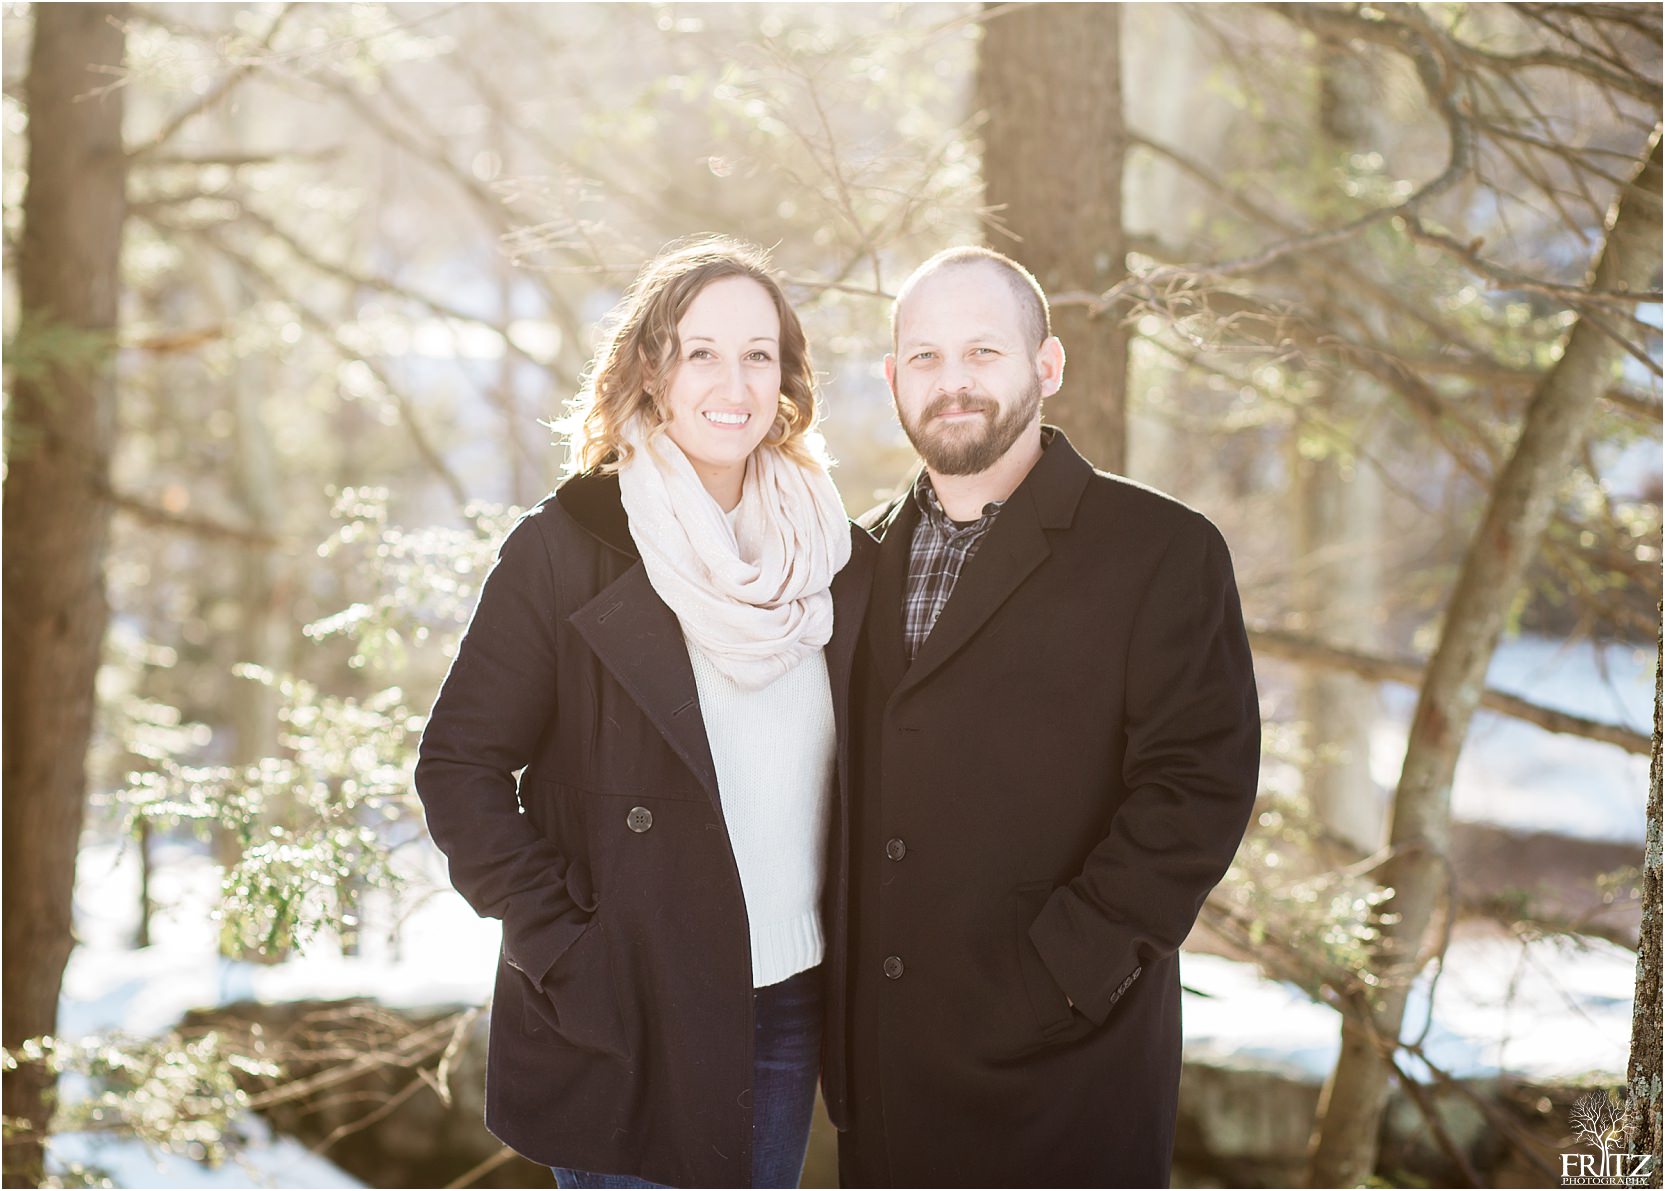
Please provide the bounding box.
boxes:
[891,245,1052,351]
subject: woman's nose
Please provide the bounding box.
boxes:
[720,360,749,400]
[705,361,745,403]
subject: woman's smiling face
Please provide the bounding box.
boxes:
[660,275,782,509]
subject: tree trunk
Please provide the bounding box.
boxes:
[135,819,153,950]
[976,2,1130,474]
[1294,39,1387,857]
[222,348,288,960]
[1623,620,1662,1173]
[1292,452,1384,855]
[1306,128,1663,1188]
[1,7,126,1185]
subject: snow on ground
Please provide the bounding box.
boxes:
[1180,955,1345,1081]
[1182,927,1635,1085]
[49,1113,363,1191]
[1368,636,1654,843]
[63,838,498,1041]
[50,838,498,1189]
[1404,931,1637,1082]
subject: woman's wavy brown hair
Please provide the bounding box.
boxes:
[564,236,820,474]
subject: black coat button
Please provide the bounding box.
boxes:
[885,838,906,861]
[626,806,653,833]
[883,955,904,979]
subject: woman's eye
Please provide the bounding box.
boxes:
[747,350,774,363]
[687,348,714,360]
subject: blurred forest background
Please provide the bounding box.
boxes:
[2,3,1661,1188]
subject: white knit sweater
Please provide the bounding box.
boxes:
[685,636,835,989]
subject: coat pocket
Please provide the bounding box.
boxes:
[1013,882,1088,1043]
[520,918,631,1059]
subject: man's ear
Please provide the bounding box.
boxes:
[1036,336,1065,397]
[884,353,898,396]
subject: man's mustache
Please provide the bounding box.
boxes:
[920,393,997,422]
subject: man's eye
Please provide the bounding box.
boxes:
[911,352,936,363]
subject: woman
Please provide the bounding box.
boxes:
[414,237,874,1189]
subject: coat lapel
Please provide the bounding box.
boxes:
[864,493,918,697]
[568,564,722,805]
[892,484,1050,699]
[888,427,1095,700]
[829,528,878,778]
[566,507,883,815]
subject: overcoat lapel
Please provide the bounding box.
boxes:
[865,493,917,696]
[568,519,881,815]
[828,530,878,775]
[892,484,1050,698]
[882,429,1095,701]
[568,565,721,805]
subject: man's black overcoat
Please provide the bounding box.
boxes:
[831,429,1260,1188]
[415,472,875,1188]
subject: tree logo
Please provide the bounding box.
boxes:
[1560,1090,1654,1187]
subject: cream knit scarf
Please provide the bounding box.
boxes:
[615,419,851,691]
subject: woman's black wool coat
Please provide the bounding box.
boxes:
[414,471,875,1188]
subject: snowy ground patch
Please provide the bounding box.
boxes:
[48,1113,364,1190]
[53,837,499,1188]
[1182,926,1635,1085]
[1369,636,1653,843]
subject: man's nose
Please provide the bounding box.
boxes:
[936,359,973,395]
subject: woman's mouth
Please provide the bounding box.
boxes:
[703,410,752,427]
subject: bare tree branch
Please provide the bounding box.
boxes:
[1251,626,1652,755]
[1400,212,1664,307]
[445,1145,521,1190]
[140,211,473,511]
[127,4,298,160]
[132,148,343,169]
[101,482,287,548]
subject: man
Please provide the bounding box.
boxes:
[826,247,1260,1187]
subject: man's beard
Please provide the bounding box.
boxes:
[899,373,1041,476]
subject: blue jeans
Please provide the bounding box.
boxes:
[552,965,823,1189]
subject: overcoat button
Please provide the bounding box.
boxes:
[626,806,653,833]
[883,955,904,980]
[885,838,907,861]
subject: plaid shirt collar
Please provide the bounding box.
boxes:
[901,472,1007,662]
[911,470,1006,535]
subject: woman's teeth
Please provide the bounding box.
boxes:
[703,411,750,425]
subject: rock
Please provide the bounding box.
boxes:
[1173,1056,1614,1187]
[182,998,547,1189]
